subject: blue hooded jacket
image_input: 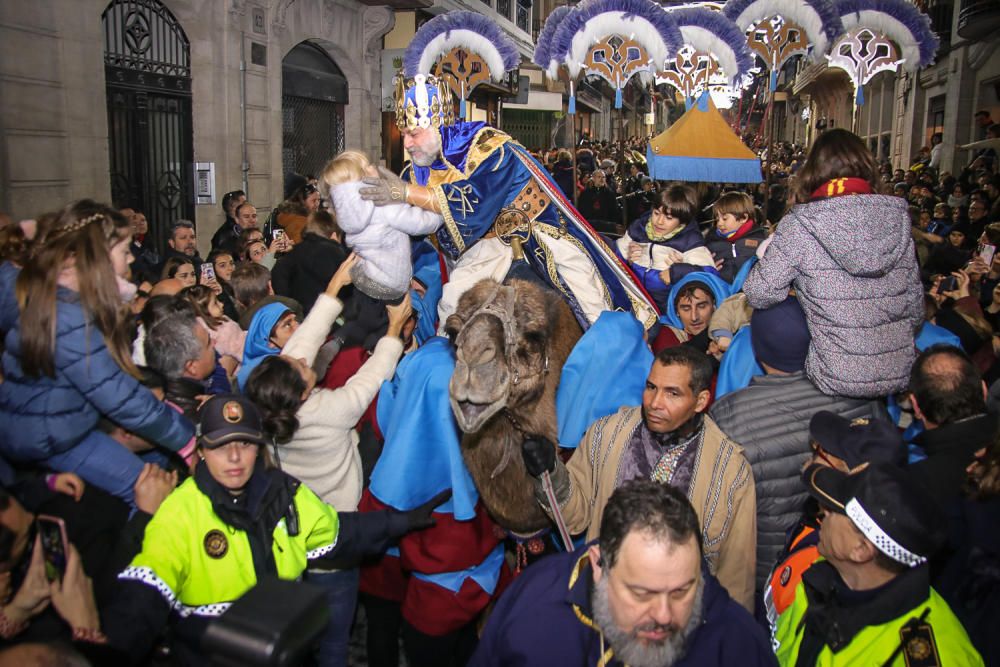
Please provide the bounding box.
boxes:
[0,288,193,461]
[236,302,292,391]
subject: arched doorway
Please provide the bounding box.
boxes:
[282,42,348,179]
[103,0,194,253]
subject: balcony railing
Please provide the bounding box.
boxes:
[958,0,1000,39]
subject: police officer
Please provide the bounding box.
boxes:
[101,395,447,664]
[772,462,983,666]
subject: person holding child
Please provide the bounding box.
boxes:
[615,183,717,310]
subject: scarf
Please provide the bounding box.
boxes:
[645,219,686,243]
[194,459,299,578]
[716,218,755,241]
[809,177,873,201]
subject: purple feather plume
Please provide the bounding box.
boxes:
[550,0,684,70]
[671,7,755,79]
[836,0,939,67]
[723,0,845,45]
[533,6,573,69]
[404,10,520,78]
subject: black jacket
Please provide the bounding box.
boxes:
[576,186,621,233]
[210,220,242,258]
[910,412,998,505]
[270,233,348,315]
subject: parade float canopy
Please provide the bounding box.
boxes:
[646,92,762,183]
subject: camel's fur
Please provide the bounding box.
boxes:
[445,279,583,534]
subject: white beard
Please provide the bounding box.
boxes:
[591,575,704,667]
[410,130,443,167]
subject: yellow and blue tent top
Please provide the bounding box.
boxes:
[646,93,762,183]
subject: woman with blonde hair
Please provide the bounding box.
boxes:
[0,200,193,504]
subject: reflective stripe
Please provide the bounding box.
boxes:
[119,566,179,610]
[120,566,232,618]
[178,602,232,618]
[307,533,338,560]
[846,498,926,566]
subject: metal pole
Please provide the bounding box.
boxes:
[239,31,249,197]
[765,87,775,192]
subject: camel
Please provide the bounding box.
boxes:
[445,278,583,534]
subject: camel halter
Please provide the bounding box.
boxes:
[452,283,549,386]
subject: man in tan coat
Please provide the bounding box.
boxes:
[522,345,757,611]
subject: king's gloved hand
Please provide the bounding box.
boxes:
[521,435,556,478]
[359,166,407,207]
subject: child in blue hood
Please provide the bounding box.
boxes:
[615,183,716,310]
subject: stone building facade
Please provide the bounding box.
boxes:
[0,0,394,255]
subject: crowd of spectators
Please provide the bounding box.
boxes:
[0,111,996,667]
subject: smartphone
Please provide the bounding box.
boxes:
[36,515,68,582]
[200,262,216,283]
[978,243,996,267]
[273,229,286,242]
[937,276,958,294]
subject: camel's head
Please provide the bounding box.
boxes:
[446,279,552,433]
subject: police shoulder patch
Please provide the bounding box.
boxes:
[204,529,229,559]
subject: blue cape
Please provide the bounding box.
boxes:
[236,302,290,390]
[715,326,764,399]
[370,337,479,520]
[556,312,652,448]
[411,240,443,345]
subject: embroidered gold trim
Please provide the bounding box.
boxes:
[434,185,465,254]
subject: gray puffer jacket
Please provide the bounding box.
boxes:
[709,371,889,592]
[743,194,923,398]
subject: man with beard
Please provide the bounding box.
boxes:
[521,345,757,611]
[359,74,657,332]
[468,480,776,667]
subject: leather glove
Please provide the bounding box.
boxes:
[403,489,452,530]
[521,435,556,478]
[358,166,408,207]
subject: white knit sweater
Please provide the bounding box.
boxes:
[278,293,404,510]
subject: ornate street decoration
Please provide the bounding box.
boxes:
[403,10,519,120]
[584,35,652,108]
[540,0,682,112]
[748,15,810,90]
[658,45,718,101]
[826,28,903,105]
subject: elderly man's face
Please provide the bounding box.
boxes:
[816,508,867,569]
[589,532,703,667]
[675,287,714,336]
[642,362,709,434]
[403,127,442,167]
[170,226,197,256]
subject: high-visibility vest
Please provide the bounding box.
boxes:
[119,476,339,618]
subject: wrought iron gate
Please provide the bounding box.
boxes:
[281,95,346,179]
[282,42,348,180]
[103,0,194,253]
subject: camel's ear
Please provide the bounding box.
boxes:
[443,313,464,341]
[588,544,604,583]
